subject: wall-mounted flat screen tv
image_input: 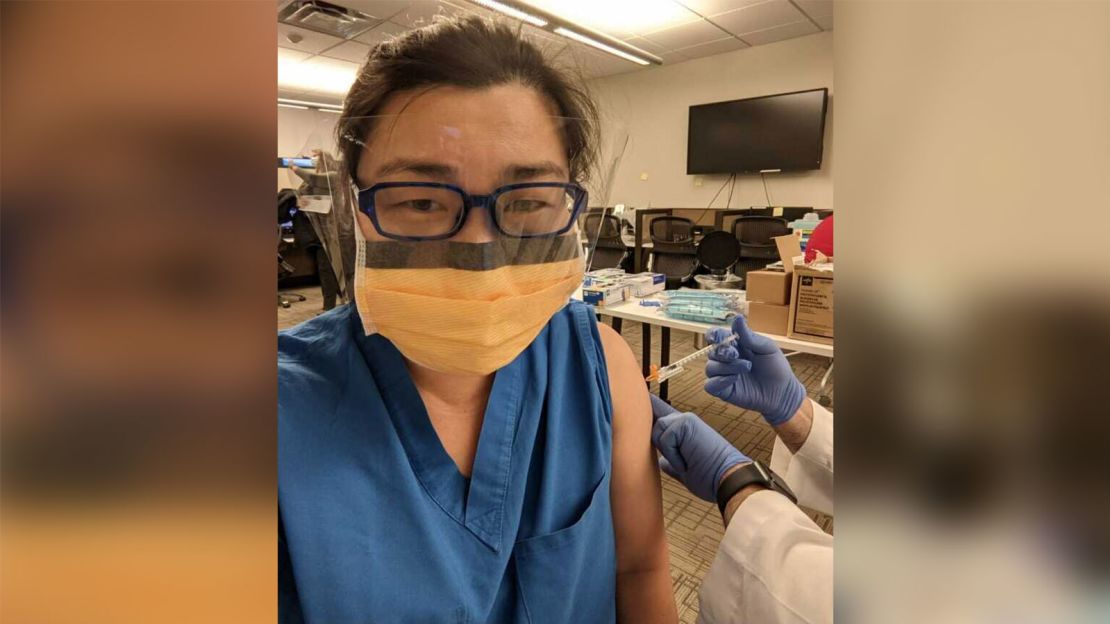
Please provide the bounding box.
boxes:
[687,88,829,175]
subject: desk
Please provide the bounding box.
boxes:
[576,292,834,401]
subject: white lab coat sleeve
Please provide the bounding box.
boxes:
[697,491,833,624]
[769,402,833,515]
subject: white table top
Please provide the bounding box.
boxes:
[575,291,834,358]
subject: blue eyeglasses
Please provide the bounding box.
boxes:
[356,182,588,241]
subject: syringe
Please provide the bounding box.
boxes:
[646,333,738,383]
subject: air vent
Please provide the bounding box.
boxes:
[278,0,380,39]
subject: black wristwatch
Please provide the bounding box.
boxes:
[716,460,797,515]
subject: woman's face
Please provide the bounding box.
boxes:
[354,83,571,243]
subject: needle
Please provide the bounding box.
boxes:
[646,333,738,383]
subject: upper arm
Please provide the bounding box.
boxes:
[596,323,670,574]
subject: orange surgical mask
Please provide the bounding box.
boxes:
[353,234,584,376]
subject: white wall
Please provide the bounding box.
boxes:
[586,32,833,212]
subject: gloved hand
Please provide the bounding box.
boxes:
[704,315,807,426]
[650,394,750,502]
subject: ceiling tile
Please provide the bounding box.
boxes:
[709,0,805,36]
[522,29,570,56]
[658,48,693,64]
[388,0,468,27]
[675,36,749,58]
[353,20,410,45]
[579,50,646,79]
[321,40,373,63]
[622,35,668,55]
[792,0,833,19]
[278,24,345,54]
[308,56,362,72]
[278,86,308,100]
[327,1,412,20]
[678,0,765,17]
[811,12,832,30]
[741,20,819,45]
[644,19,729,50]
[443,0,498,20]
[298,89,346,106]
[527,0,699,40]
[278,46,312,63]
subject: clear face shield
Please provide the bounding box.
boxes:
[281,113,357,303]
[330,113,617,375]
[282,148,338,214]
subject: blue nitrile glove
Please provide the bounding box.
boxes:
[649,394,750,502]
[704,315,808,426]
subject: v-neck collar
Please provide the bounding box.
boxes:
[353,314,524,552]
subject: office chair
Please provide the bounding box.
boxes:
[278,224,308,309]
[583,213,630,271]
[278,190,307,308]
[649,216,698,290]
[732,216,790,287]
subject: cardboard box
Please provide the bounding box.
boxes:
[747,302,790,335]
[787,265,834,344]
[745,270,792,305]
[773,233,805,274]
[582,282,629,307]
[625,272,666,297]
[583,268,626,286]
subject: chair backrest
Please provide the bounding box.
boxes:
[588,246,628,271]
[650,216,694,244]
[733,216,790,246]
[648,217,697,288]
[732,216,789,283]
[278,188,298,224]
[651,252,698,289]
[584,213,625,250]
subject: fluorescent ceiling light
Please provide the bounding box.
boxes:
[523,0,694,37]
[278,56,357,95]
[472,0,548,27]
[553,27,650,65]
[278,103,310,110]
[278,97,343,111]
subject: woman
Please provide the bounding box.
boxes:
[279,16,677,624]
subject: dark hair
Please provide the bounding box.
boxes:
[336,16,599,185]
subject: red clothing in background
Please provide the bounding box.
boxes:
[804,214,834,262]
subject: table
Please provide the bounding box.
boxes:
[576,291,834,401]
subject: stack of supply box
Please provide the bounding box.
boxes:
[744,269,793,334]
[581,270,665,307]
[751,234,833,345]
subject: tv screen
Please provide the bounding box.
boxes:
[687,88,829,175]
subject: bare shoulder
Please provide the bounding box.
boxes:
[596,323,636,374]
[595,323,651,434]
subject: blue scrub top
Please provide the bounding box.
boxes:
[279,302,616,623]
